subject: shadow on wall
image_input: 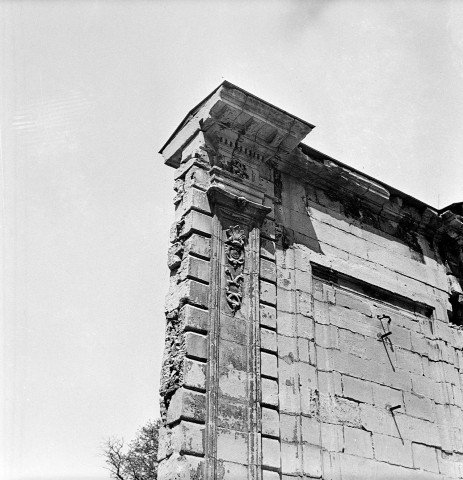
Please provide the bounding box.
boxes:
[275,170,434,265]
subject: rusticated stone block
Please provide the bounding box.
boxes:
[171,421,205,456]
[184,332,207,361]
[183,359,206,391]
[262,437,280,469]
[261,280,277,306]
[180,210,212,239]
[167,388,206,425]
[178,256,210,284]
[181,280,209,309]
[261,377,279,407]
[260,258,277,283]
[261,327,277,353]
[176,186,211,218]
[183,234,211,260]
[165,279,209,312]
[262,407,280,437]
[260,304,277,329]
[180,304,209,333]
[261,351,278,379]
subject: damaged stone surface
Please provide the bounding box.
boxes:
[157,82,463,479]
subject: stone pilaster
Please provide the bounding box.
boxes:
[158,82,312,480]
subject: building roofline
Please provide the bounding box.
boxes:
[159,82,458,215]
[158,80,315,155]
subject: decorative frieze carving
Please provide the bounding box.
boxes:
[224,225,246,314]
[223,157,249,180]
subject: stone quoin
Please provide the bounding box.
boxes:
[157,82,463,479]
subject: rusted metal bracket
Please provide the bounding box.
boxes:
[377,314,395,371]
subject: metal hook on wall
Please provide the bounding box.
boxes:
[377,314,395,371]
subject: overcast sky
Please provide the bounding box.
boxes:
[3,1,463,479]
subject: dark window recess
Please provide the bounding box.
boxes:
[448,293,463,326]
[311,262,433,317]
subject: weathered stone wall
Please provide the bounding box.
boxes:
[269,166,463,478]
[157,82,463,479]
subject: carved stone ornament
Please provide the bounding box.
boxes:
[224,157,249,180]
[224,225,246,314]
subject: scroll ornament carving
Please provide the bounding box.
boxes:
[224,225,246,314]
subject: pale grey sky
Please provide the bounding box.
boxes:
[2,1,463,479]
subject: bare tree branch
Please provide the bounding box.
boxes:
[102,420,160,480]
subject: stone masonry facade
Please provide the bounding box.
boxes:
[157,82,463,479]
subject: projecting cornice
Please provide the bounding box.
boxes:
[439,205,463,245]
[160,81,314,168]
[159,82,462,240]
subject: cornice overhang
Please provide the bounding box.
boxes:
[438,208,463,244]
[159,82,462,238]
[160,81,314,168]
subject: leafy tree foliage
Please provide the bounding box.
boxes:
[103,419,161,480]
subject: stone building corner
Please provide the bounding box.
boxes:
[156,82,463,480]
